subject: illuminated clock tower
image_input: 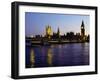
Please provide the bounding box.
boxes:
[81,20,85,37]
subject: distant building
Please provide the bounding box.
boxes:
[66,32,74,40]
[76,33,80,36]
[57,27,60,38]
[46,25,52,39]
[75,33,81,41]
[45,26,60,39]
[81,20,85,41]
[52,27,60,39]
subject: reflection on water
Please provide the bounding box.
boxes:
[47,48,53,66]
[26,43,89,68]
[30,49,35,67]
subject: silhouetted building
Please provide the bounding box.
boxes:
[81,20,85,40]
[52,27,60,39]
[57,27,60,38]
[66,32,74,40]
[75,33,81,40]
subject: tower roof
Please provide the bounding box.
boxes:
[57,27,59,32]
[81,20,85,27]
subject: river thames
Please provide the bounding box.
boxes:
[25,43,89,68]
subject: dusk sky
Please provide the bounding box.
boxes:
[25,12,90,37]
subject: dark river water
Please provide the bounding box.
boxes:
[25,43,89,68]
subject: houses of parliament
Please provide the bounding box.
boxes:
[45,20,89,42]
[26,20,89,45]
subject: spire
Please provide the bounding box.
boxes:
[57,27,60,33]
[57,27,60,35]
[81,20,84,27]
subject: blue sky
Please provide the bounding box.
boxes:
[25,12,90,37]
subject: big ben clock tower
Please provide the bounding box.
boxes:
[81,20,85,37]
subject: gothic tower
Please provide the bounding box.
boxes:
[46,25,52,39]
[81,20,85,40]
[57,27,60,38]
[81,20,85,36]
